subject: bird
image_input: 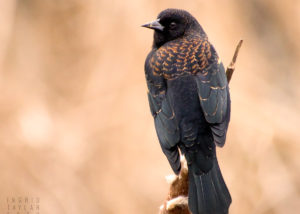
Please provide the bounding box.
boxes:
[142,9,232,214]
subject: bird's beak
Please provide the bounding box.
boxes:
[141,19,164,31]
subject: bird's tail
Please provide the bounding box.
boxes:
[188,158,231,214]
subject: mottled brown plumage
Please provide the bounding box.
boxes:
[149,37,216,80]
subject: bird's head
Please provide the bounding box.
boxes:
[142,9,205,48]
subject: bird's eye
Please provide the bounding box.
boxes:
[169,22,177,29]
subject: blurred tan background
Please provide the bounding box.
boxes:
[0,0,300,213]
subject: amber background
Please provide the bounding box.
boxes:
[0,0,299,213]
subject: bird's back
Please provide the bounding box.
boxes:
[147,34,216,140]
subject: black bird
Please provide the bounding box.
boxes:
[142,9,231,214]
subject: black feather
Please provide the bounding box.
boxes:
[188,158,231,214]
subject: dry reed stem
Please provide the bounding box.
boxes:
[226,40,243,83]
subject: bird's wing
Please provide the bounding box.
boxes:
[145,50,181,174]
[194,41,231,147]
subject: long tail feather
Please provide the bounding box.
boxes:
[188,158,231,214]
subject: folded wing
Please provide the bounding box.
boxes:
[195,60,231,147]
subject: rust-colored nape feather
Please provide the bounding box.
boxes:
[148,36,217,81]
